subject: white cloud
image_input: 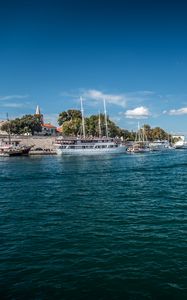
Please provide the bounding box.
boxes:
[0,94,29,101]
[1,102,32,108]
[59,89,157,108]
[1,103,27,108]
[124,106,151,119]
[166,107,187,115]
[82,89,127,108]
[128,90,155,97]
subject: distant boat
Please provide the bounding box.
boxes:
[149,140,171,151]
[127,123,150,153]
[173,136,187,149]
[54,98,126,156]
[0,141,32,157]
[0,113,32,157]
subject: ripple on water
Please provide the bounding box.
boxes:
[0,152,187,299]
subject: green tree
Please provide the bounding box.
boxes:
[62,119,82,136]
[58,109,82,126]
[58,110,133,138]
[57,110,171,141]
[143,124,152,140]
[151,127,168,140]
[1,115,42,135]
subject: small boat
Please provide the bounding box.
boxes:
[0,144,10,157]
[9,145,32,156]
[0,113,32,157]
[127,142,150,153]
[127,123,150,153]
[0,142,32,157]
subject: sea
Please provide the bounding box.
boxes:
[0,150,187,300]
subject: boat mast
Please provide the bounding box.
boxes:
[6,113,11,144]
[142,125,145,142]
[80,96,86,138]
[103,98,108,138]
[98,110,102,137]
[137,122,140,142]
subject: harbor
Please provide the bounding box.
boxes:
[0,135,187,157]
[1,103,186,157]
[1,1,187,299]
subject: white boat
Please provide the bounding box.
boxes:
[173,136,187,149]
[55,137,126,155]
[55,98,126,156]
[149,140,171,151]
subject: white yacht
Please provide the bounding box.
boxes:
[55,137,126,155]
[173,136,187,149]
[149,140,171,151]
[55,98,126,156]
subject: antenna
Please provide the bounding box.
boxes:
[80,97,86,138]
[98,110,102,137]
[103,99,108,138]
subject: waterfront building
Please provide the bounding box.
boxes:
[42,123,57,136]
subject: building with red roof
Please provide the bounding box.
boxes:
[42,123,57,135]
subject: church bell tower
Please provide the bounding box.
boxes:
[34,105,44,124]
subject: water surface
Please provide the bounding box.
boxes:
[0,151,187,299]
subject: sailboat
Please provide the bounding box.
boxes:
[127,123,150,153]
[54,98,126,155]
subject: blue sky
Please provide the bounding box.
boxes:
[0,0,187,134]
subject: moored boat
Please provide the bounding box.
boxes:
[0,143,32,157]
[54,98,126,156]
[0,135,32,157]
[54,137,126,155]
[127,142,150,153]
[0,113,32,157]
[173,136,187,149]
[149,140,171,151]
[127,123,150,153]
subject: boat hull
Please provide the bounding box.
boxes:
[0,146,32,157]
[56,145,126,156]
[174,145,187,149]
[127,148,150,153]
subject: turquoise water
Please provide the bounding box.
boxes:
[0,151,187,299]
